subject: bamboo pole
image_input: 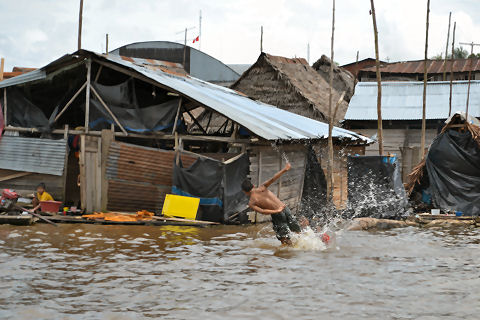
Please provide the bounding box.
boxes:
[84,59,91,133]
[54,81,87,123]
[326,0,336,202]
[448,22,456,117]
[443,12,451,81]
[90,86,128,136]
[0,58,4,81]
[78,0,83,50]
[3,88,6,126]
[370,0,384,156]
[105,33,109,54]
[466,54,473,119]
[420,0,430,156]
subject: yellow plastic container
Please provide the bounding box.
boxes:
[162,194,200,220]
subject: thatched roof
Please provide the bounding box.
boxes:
[405,112,480,194]
[230,52,348,124]
[312,55,355,102]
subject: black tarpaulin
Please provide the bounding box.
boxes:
[6,88,49,129]
[299,146,329,225]
[89,80,179,132]
[424,129,480,215]
[172,153,249,223]
[347,155,408,219]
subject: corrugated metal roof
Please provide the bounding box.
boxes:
[346,81,480,120]
[361,59,480,74]
[101,52,368,142]
[0,50,371,143]
[0,136,67,176]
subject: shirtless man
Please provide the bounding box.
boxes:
[242,163,301,245]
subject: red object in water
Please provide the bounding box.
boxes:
[321,233,330,244]
[40,201,62,213]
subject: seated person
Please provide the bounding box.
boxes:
[30,183,54,212]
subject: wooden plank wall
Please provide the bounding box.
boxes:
[248,144,307,222]
[315,143,366,209]
[353,129,437,181]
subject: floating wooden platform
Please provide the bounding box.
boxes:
[0,214,35,226]
[38,215,219,227]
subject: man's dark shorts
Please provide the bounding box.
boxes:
[271,207,301,240]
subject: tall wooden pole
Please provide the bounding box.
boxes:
[448,22,456,117]
[78,0,84,50]
[420,0,430,156]
[0,58,4,81]
[84,59,91,133]
[370,0,383,156]
[260,26,263,52]
[443,12,451,81]
[466,53,473,119]
[183,28,187,67]
[105,33,109,54]
[326,0,335,202]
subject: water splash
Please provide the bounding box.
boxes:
[290,227,330,251]
[270,141,289,163]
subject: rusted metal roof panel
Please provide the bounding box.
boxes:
[0,136,67,176]
[346,81,480,120]
[361,59,480,74]
[106,142,197,212]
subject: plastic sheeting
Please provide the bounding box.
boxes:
[89,80,180,132]
[6,88,49,129]
[299,146,328,225]
[172,153,249,223]
[346,156,408,219]
[424,129,480,215]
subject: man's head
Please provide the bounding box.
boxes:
[241,179,254,195]
[37,183,46,195]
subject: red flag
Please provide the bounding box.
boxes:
[192,36,199,43]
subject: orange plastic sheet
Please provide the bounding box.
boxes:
[82,210,155,222]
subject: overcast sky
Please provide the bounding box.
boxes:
[0,0,479,71]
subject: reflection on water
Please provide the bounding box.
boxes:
[0,223,479,319]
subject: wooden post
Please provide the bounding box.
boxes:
[326,0,336,202]
[0,58,4,81]
[3,88,6,126]
[78,0,83,50]
[260,26,263,52]
[85,59,91,133]
[54,81,87,123]
[183,28,187,68]
[100,129,114,211]
[443,12,452,81]
[370,0,384,156]
[62,125,69,202]
[420,0,430,156]
[171,98,183,135]
[105,34,109,54]
[448,22,456,117]
[91,86,128,136]
[466,53,473,119]
[79,134,86,210]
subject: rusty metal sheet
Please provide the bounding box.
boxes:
[361,59,480,74]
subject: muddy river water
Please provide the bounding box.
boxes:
[0,222,479,319]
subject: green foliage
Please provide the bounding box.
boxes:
[431,46,469,60]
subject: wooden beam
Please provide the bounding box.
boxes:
[171,98,183,135]
[184,107,207,134]
[0,58,4,81]
[54,81,87,123]
[3,87,6,126]
[78,0,83,50]
[0,172,32,182]
[85,59,91,133]
[90,85,128,136]
[94,65,103,82]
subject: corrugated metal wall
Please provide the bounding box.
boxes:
[0,136,67,200]
[106,142,197,212]
[0,136,67,176]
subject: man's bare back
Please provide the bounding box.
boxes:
[241,163,301,245]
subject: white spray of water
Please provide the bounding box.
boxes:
[290,227,329,251]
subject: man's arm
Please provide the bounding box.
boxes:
[249,204,284,215]
[261,163,291,189]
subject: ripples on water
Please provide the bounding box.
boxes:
[0,223,479,319]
